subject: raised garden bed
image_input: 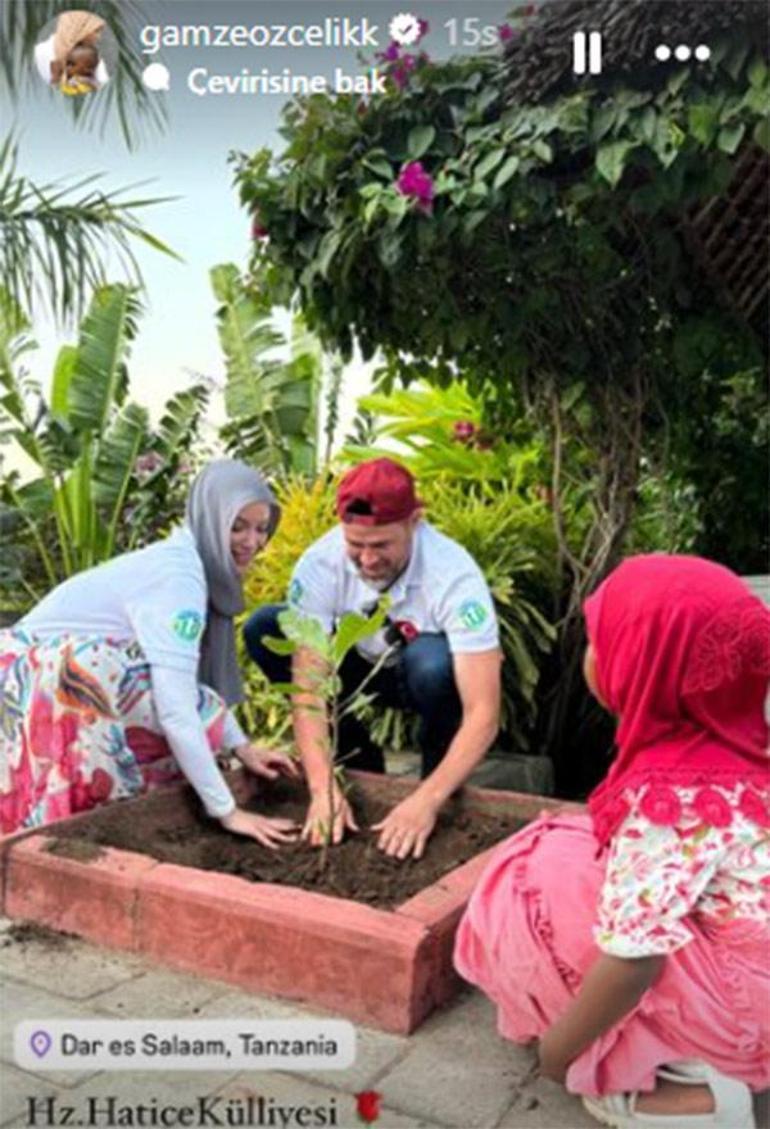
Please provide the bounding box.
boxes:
[0,770,571,1033]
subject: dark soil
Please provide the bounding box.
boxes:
[48,778,522,909]
[0,921,77,948]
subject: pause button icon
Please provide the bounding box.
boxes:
[573,31,603,75]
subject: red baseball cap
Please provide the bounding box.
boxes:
[336,458,422,526]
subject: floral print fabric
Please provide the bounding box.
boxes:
[595,783,770,957]
[0,628,226,835]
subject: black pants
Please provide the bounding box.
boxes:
[242,604,464,778]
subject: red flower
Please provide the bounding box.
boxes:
[738,788,770,828]
[693,787,732,828]
[418,18,430,39]
[453,420,476,443]
[355,1091,382,1123]
[639,785,682,825]
[394,619,419,643]
[498,23,515,41]
[396,161,435,213]
[251,213,268,239]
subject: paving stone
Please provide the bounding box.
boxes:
[497,1076,598,1127]
[0,1062,63,1127]
[216,1073,441,1128]
[194,989,411,1092]
[90,968,223,1018]
[0,978,106,1088]
[375,990,538,1127]
[0,928,144,999]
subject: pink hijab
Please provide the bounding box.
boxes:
[584,554,770,845]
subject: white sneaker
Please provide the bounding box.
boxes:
[582,1062,755,1128]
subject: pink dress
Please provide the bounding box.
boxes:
[454,784,770,1098]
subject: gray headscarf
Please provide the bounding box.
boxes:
[185,459,280,705]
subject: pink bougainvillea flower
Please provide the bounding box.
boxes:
[453,420,476,443]
[498,23,515,42]
[379,41,400,62]
[390,54,418,90]
[355,1091,382,1124]
[693,787,732,828]
[639,785,682,825]
[418,18,430,39]
[251,213,268,239]
[396,161,435,213]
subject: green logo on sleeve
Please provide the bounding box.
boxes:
[459,600,489,630]
[172,610,204,643]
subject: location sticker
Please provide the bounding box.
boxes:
[30,1030,52,1058]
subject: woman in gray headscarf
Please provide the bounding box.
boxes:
[2,460,299,844]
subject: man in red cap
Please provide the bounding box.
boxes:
[244,458,502,859]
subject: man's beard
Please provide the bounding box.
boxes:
[358,571,394,591]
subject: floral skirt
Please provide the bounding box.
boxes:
[454,812,770,1097]
[0,629,227,835]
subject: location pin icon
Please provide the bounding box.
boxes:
[30,1030,52,1058]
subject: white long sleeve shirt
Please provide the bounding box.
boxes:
[21,528,241,817]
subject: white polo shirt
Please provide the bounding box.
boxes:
[287,521,499,661]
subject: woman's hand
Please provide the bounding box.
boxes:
[303,781,359,846]
[219,807,300,848]
[234,742,300,780]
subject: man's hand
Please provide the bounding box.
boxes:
[303,780,359,846]
[234,743,300,780]
[219,807,300,849]
[371,793,439,859]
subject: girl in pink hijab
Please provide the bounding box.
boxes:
[455,555,770,1127]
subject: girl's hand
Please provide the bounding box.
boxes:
[234,743,300,780]
[219,807,300,848]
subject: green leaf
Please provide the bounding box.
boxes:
[277,607,332,660]
[532,139,553,163]
[717,123,746,155]
[407,125,436,160]
[463,209,488,234]
[595,141,634,187]
[50,346,77,420]
[362,156,393,179]
[492,155,520,189]
[666,69,689,97]
[688,103,719,146]
[332,605,388,664]
[474,148,506,181]
[753,117,770,152]
[748,58,768,88]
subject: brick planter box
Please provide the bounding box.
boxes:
[0,770,573,1034]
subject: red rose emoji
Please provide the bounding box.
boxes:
[356,1091,382,1123]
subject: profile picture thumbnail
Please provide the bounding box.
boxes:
[34,9,112,96]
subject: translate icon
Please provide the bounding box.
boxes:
[573,31,602,75]
[30,1030,52,1058]
[142,63,171,91]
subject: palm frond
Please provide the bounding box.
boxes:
[0,136,179,325]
